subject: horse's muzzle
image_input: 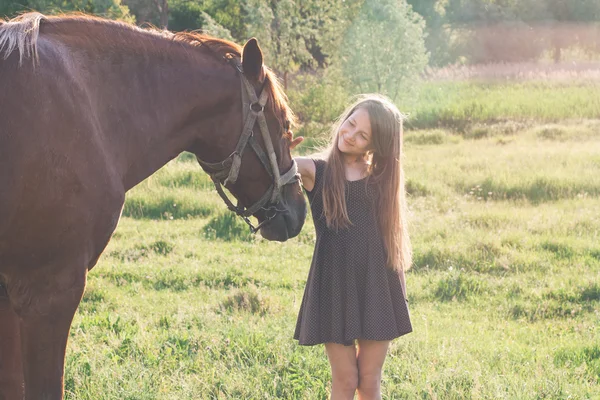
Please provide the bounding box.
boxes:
[259,193,307,242]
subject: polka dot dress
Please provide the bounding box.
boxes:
[294,159,412,346]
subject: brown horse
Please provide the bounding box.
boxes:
[0,13,306,399]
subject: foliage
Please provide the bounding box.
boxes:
[406,0,458,66]
[243,0,362,88]
[166,0,236,38]
[292,0,362,68]
[120,0,159,26]
[243,0,312,87]
[198,10,233,41]
[4,0,600,66]
[341,0,429,101]
[445,0,600,24]
[287,66,350,134]
[411,0,600,64]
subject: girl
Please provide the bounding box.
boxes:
[290,94,412,400]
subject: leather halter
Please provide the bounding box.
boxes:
[196,57,299,233]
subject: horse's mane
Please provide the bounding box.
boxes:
[0,12,45,64]
[0,12,295,131]
[175,30,297,133]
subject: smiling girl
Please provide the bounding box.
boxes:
[291,94,412,399]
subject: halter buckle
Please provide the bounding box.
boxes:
[250,102,265,113]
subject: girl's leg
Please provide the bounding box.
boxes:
[325,342,359,400]
[356,340,390,400]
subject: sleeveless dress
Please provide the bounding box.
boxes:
[294,159,412,346]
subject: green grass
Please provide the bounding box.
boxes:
[399,81,600,132]
[62,122,600,399]
[290,79,600,137]
[404,81,600,130]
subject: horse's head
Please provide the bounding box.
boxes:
[195,38,306,242]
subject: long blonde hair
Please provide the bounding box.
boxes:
[322,94,412,272]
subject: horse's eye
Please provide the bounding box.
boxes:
[284,120,290,131]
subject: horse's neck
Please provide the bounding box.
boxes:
[42,19,241,191]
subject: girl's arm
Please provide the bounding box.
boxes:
[294,156,316,191]
[289,137,317,191]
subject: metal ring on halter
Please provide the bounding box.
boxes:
[250,102,265,113]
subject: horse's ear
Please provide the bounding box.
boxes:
[242,38,265,82]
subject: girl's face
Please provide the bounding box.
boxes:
[337,108,372,157]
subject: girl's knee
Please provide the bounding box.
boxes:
[332,369,359,392]
[357,370,382,391]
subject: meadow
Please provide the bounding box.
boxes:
[64,79,600,399]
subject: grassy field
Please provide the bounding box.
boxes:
[62,115,600,399]
[403,81,600,131]
[290,76,600,142]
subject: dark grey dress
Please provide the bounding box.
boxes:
[294,159,412,346]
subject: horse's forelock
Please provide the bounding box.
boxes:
[0,12,45,65]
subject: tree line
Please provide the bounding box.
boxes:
[0,0,428,103]
[411,0,600,65]
[3,1,600,68]
[2,0,599,131]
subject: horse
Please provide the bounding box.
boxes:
[0,13,307,399]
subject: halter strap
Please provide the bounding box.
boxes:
[196,57,299,233]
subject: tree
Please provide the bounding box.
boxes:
[199,11,234,41]
[443,0,600,63]
[534,0,600,63]
[153,0,168,28]
[121,0,159,27]
[166,0,233,39]
[296,0,362,68]
[407,0,457,66]
[243,0,362,88]
[341,0,428,101]
[206,0,245,40]
[244,0,312,89]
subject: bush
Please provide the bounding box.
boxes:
[287,69,350,132]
